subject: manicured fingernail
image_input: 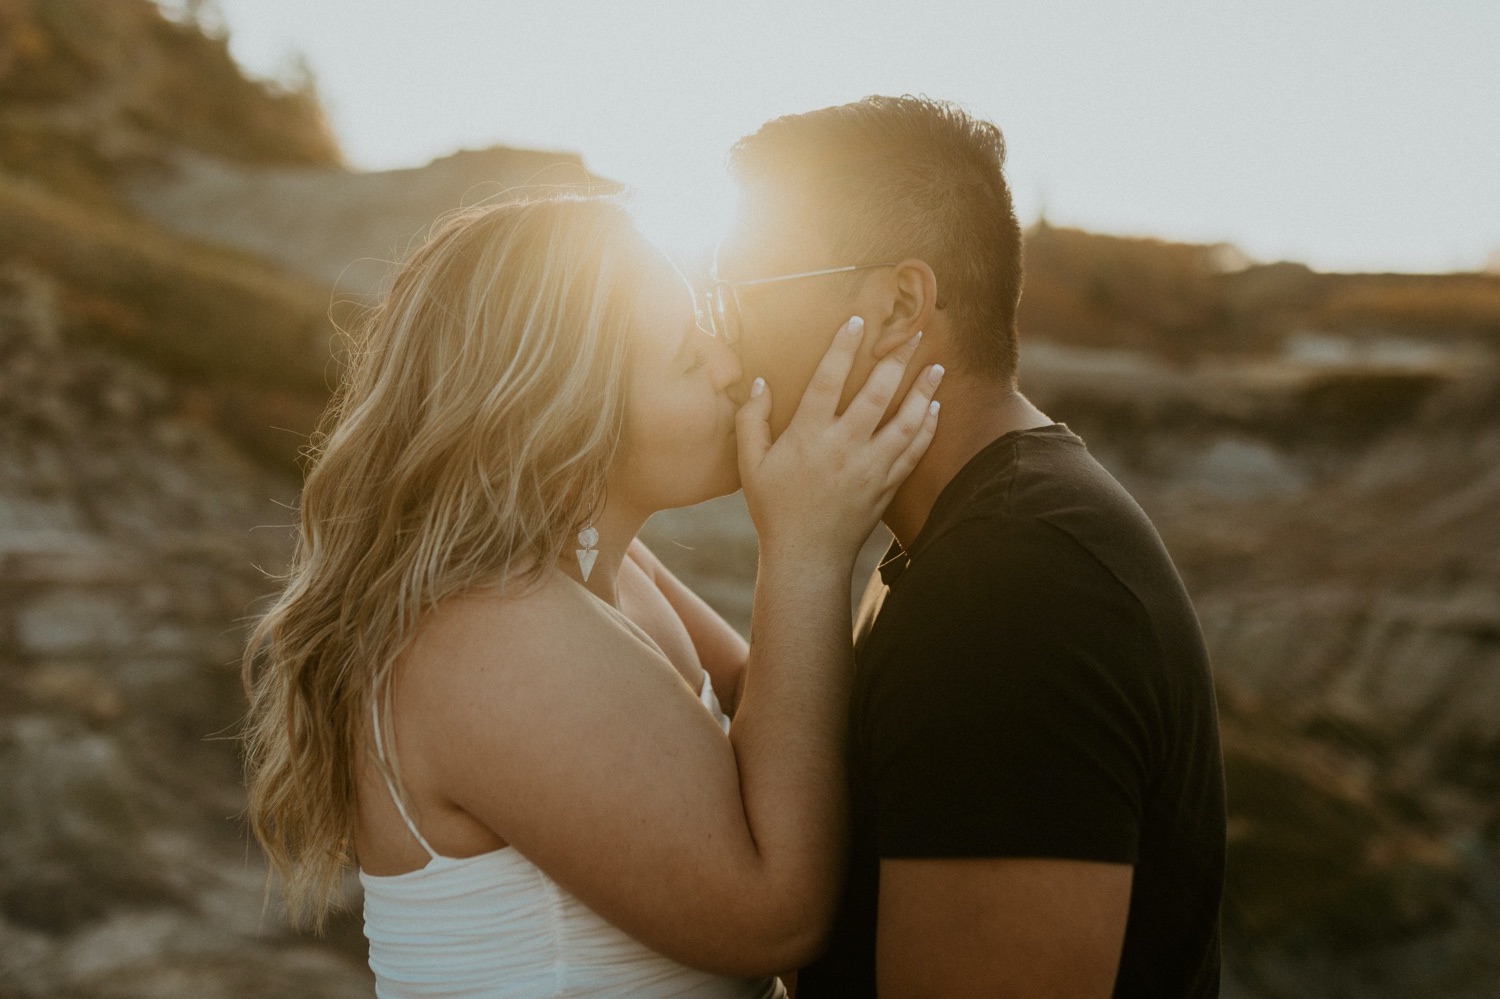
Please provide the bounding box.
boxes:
[750,377,765,398]
[845,315,864,336]
[928,364,945,385]
[911,329,923,345]
[929,400,941,416]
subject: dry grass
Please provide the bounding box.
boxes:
[0,174,337,462]
[1312,274,1500,340]
[1020,224,1500,360]
[0,0,339,206]
[1019,223,1237,358]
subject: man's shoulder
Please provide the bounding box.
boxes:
[856,497,1165,710]
[971,428,1192,628]
[860,425,1191,673]
[920,424,1162,568]
[861,514,1150,688]
[1008,430,1159,532]
[902,513,1130,608]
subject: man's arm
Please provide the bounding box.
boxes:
[876,857,1132,998]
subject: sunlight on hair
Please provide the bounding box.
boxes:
[627,170,736,267]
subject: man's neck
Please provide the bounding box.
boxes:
[882,378,1053,550]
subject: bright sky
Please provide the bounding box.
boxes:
[211,0,1499,273]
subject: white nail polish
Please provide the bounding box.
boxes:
[929,400,941,416]
[929,364,945,385]
[751,377,765,398]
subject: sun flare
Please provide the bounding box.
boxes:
[625,169,737,269]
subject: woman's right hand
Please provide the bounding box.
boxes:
[736,316,943,564]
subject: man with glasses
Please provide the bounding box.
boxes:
[711,96,1226,998]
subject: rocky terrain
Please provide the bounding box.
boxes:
[2,1,1498,996]
[0,261,375,996]
[1022,342,1500,995]
[123,145,610,301]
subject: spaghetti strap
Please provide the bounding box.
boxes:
[370,695,440,861]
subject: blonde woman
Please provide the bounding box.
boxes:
[241,195,943,998]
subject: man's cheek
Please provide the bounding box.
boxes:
[770,389,799,438]
[738,340,768,383]
[767,356,818,436]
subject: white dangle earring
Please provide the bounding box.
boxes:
[575,525,600,582]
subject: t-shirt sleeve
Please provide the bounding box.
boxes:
[862,518,1155,864]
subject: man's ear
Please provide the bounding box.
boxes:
[870,258,939,359]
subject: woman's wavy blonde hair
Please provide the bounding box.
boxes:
[242,194,648,927]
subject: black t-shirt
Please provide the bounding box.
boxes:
[798,424,1225,998]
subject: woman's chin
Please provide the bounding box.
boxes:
[700,438,743,502]
[658,461,743,513]
[710,467,743,502]
[697,463,744,506]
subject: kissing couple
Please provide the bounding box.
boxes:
[244,95,1226,998]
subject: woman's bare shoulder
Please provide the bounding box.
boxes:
[448,569,581,621]
[400,570,601,686]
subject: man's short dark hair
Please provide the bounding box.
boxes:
[729,95,1024,383]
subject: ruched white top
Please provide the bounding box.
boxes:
[360,673,786,999]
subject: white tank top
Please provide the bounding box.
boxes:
[360,673,786,999]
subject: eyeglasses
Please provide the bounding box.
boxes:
[696,263,898,348]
